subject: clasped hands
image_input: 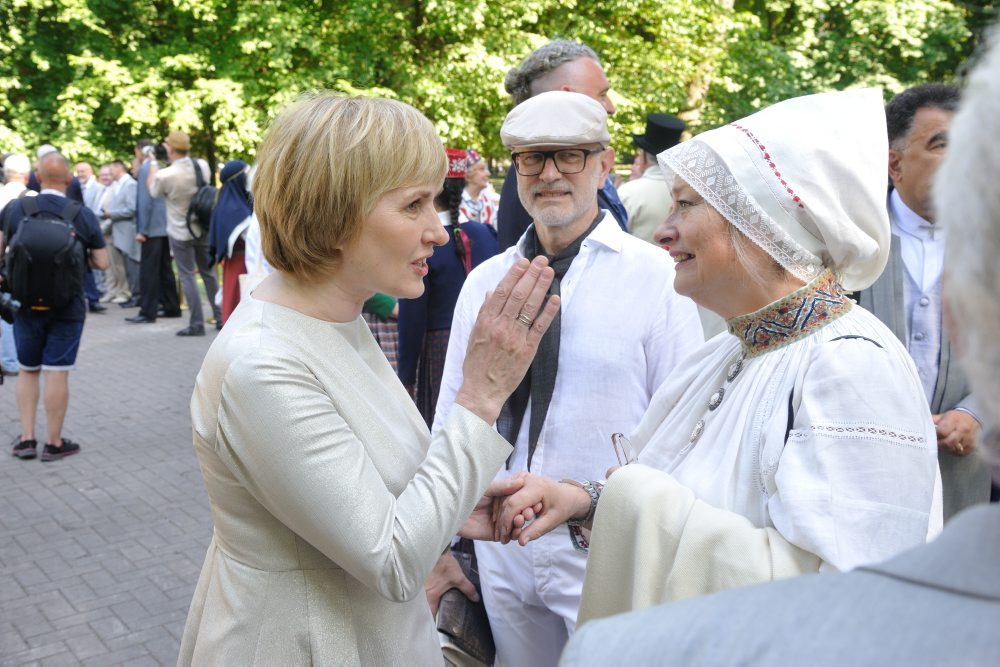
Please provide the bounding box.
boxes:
[460,471,612,546]
[426,473,594,615]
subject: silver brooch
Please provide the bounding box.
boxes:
[689,419,705,444]
[708,388,725,411]
[727,357,744,382]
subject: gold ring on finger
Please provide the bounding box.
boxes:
[516,312,534,327]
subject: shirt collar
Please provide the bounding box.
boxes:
[39,188,65,196]
[515,209,622,257]
[890,189,943,242]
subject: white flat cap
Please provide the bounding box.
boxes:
[501,91,610,149]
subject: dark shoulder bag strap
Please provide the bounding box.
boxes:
[58,201,82,225]
[20,196,40,217]
[192,158,206,189]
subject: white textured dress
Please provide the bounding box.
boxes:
[178,296,511,665]
[579,271,942,623]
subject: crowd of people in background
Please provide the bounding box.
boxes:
[2,29,999,666]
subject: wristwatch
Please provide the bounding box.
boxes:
[560,479,603,527]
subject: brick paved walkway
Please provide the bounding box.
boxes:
[1,306,218,665]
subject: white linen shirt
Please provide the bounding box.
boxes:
[433,211,703,483]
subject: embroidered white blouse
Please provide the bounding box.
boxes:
[578,271,942,623]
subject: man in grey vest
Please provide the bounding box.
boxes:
[856,84,992,520]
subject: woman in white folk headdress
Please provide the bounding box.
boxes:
[495,88,943,624]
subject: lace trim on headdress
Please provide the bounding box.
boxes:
[662,139,823,283]
[726,269,852,358]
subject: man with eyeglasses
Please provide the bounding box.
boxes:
[429,91,703,666]
[496,39,629,251]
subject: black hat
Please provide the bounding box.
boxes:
[633,114,685,155]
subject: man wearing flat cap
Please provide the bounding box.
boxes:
[430,91,703,666]
[496,39,630,251]
[618,113,684,244]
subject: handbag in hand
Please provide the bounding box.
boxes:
[436,540,496,666]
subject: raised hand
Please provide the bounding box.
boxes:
[454,256,561,425]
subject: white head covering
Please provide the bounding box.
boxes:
[658,88,890,291]
[501,91,610,149]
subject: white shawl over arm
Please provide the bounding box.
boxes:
[577,464,820,625]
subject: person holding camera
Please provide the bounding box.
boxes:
[1,151,109,461]
[145,130,219,336]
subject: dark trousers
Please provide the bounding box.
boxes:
[138,236,179,319]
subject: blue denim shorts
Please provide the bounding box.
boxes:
[13,311,85,371]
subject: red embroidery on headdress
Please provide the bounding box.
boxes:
[730,123,806,209]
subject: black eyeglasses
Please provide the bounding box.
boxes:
[511,147,604,176]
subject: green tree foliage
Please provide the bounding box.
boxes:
[0,0,994,170]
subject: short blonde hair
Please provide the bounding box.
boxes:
[253,92,447,279]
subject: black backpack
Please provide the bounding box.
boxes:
[4,198,85,310]
[186,159,217,240]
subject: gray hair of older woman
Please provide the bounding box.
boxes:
[937,23,1000,468]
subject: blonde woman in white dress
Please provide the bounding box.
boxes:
[178,93,560,665]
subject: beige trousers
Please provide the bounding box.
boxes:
[101,232,130,301]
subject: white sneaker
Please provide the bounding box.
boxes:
[110,294,130,304]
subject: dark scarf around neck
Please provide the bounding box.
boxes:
[497,210,604,469]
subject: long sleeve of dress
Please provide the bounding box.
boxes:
[767,335,939,572]
[214,352,511,603]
